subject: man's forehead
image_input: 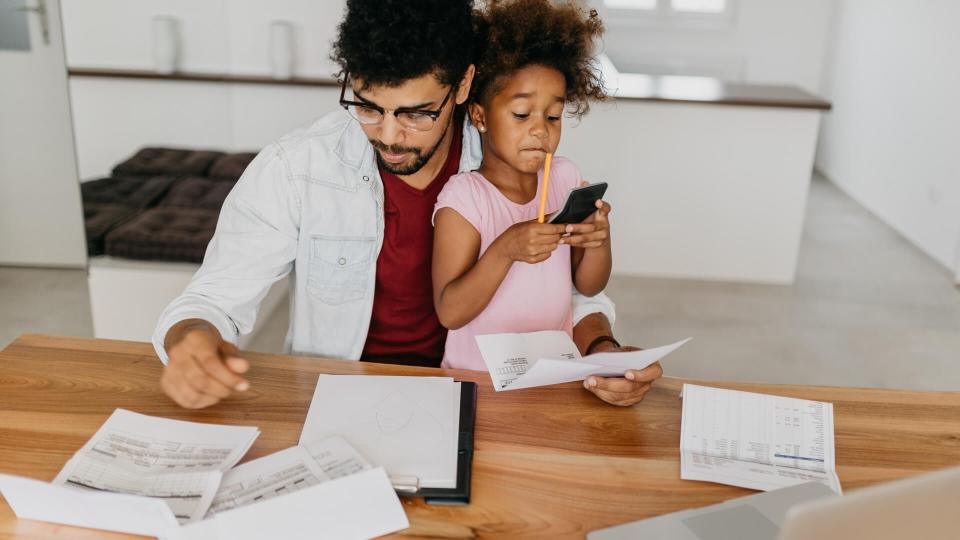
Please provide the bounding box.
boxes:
[351,73,448,107]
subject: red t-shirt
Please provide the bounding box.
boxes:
[361,122,463,367]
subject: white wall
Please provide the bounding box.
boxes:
[69,78,339,179]
[816,1,960,273]
[597,0,834,92]
[561,100,821,284]
[60,0,346,179]
[61,0,343,77]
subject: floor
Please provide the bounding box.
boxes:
[2,174,958,391]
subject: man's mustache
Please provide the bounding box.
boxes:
[370,140,420,155]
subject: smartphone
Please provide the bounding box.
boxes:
[547,182,608,224]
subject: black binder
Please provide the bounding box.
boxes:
[399,381,477,506]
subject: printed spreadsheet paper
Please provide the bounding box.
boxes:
[53,409,260,523]
[164,468,409,540]
[206,437,372,517]
[680,384,842,493]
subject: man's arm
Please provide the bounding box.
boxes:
[154,144,300,408]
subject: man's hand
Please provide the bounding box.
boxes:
[160,319,250,409]
[583,344,663,407]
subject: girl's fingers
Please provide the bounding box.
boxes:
[564,223,598,235]
[532,233,562,245]
[593,200,612,221]
[564,231,608,246]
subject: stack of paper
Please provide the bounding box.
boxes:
[165,468,409,540]
[476,331,691,391]
[299,375,460,489]
[0,410,411,539]
[53,409,260,522]
[679,384,842,493]
[206,436,372,517]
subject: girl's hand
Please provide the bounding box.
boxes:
[566,199,612,249]
[493,220,596,264]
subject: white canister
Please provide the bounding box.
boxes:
[269,21,296,80]
[152,16,180,74]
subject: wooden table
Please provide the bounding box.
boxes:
[2,334,959,539]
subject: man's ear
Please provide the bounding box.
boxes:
[468,102,486,133]
[455,64,476,105]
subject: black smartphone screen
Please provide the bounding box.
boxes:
[548,182,608,224]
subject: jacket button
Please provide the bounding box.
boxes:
[362,175,370,182]
[338,257,347,265]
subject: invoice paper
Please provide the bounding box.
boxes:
[680,384,842,493]
[299,375,460,488]
[164,467,408,540]
[301,435,372,480]
[53,409,260,523]
[0,473,179,537]
[476,330,690,391]
[206,446,330,516]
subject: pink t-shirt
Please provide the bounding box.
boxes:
[433,156,583,370]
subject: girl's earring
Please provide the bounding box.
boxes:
[478,125,486,133]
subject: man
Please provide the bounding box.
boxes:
[153,0,662,409]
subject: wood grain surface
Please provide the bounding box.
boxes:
[1,334,958,539]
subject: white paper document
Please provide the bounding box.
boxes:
[164,468,409,540]
[301,435,373,480]
[206,446,330,516]
[53,408,260,523]
[299,375,460,488]
[680,384,842,493]
[476,331,691,391]
[0,473,179,538]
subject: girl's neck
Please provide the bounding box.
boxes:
[477,157,539,205]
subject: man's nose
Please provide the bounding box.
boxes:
[377,114,405,147]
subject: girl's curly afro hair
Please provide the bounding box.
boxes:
[472,0,606,118]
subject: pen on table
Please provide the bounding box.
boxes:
[537,152,554,223]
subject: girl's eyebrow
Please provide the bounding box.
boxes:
[510,92,565,103]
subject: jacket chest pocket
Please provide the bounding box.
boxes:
[308,236,376,305]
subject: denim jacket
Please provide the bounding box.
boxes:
[152,109,616,363]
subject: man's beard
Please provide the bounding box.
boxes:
[370,119,452,176]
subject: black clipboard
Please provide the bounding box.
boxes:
[399,381,477,506]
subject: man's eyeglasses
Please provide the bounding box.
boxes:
[339,74,453,132]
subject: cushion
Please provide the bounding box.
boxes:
[157,176,234,211]
[80,175,180,209]
[83,204,137,256]
[105,207,219,263]
[112,147,224,177]
[208,152,256,181]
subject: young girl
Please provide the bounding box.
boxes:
[432,0,610,370]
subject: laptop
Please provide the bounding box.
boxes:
[589,466,960,540]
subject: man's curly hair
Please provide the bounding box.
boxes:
[472,0,605,118]
[331,0,478,90]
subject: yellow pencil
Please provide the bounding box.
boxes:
[537,153,554,223]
